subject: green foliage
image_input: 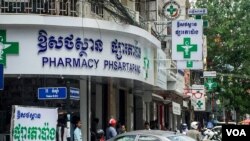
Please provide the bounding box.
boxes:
[195,0,250,117]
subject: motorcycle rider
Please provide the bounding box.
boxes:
[186,121,202,141]
[180,123,188,134]
[106,118,117,140]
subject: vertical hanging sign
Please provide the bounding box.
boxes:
[172,20,203,60]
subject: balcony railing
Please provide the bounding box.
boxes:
[0,0,78,16]
[0,0,151,36]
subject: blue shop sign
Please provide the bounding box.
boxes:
[70,87,80,100]
[38,87,67,100]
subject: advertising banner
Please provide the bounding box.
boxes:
[11,105,58,141]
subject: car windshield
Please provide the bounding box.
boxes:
[166,135,196,141]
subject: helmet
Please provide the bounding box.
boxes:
[191,121,199,129]
[109,118,117,126]
[181,123,187,129]
[96,129,104,138]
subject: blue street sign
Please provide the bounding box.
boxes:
[0,64,3,90]
[38,87,67,100]
[70,87,80,100]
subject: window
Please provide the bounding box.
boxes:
[114,135,136,141]
[138,135,160,141]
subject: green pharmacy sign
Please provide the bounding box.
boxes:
[187,60,193,68]
[196,100,203,109]
[143,57,149,79]
[0,30,19,67]
[163,0,181,20]
[205,78,217,91]
[172,20,203,61]
[177,38,197,59]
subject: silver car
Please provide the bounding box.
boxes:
[107,130,196,141]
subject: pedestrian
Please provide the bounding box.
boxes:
[57,118,68,141]
[206,119,214,129]
[186,121,202,141]
[144,121,151,130]
[162,122,169,131]
[91,117,99,141]
[116,121,122,134]
[106,118,117,140]
[119,125,126,134]
[74,119,82,141]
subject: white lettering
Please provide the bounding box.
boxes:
[226,129,233,136]
[232,129,239,136]
[240,129,246,136]
[226,129,247,136]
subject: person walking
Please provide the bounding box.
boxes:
[106,118,117,140]
[91,118,100,141]
[57,118,69,141]
[74,119,82,141]
[120,125,126,134]
[186,121,202,141]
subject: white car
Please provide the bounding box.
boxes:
[107,130,196,141]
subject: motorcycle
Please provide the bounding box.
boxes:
[202,128,221,141]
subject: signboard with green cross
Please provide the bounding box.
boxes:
[194,97,206,111]
[172,20,203,60]
[0,30,19,67]
[163,0,181,20]
[177,60,203,70]
[143,57,149,80]
[205,78,217,92]
[195,15,209,28]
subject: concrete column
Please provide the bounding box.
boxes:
[134,95,144,130]
[96,83,103,129]
[80,77,90,141]
[145,102,150,122]
[76,0,89,17]
[169,106,173,131]
[143,102,146,123]
[108,78,116,118]
[177,115,181,130]
[126,93,134,131]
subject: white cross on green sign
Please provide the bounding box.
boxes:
[177,38,197,59]
[187,60,193,68]
[167,4,176,16]
[143,57,149,79]
[196,100,203,108]
[205,78,217,91]
[0,30,19,67]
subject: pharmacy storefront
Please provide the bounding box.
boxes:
[0,16,160,140]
